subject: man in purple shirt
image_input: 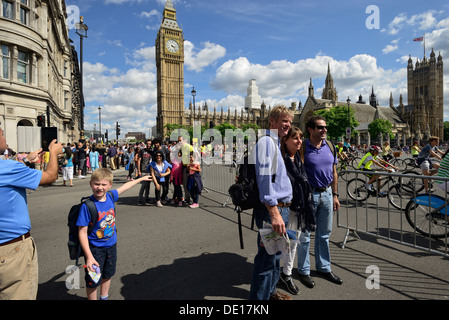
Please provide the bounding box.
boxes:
[297,115,343,288]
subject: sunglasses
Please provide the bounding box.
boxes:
[315,125,327,130]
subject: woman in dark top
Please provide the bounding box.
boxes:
[279,126,315,295]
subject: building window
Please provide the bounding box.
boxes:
[64,90,69,110]
[20,0,29,25]
[20,7,29,24]
[2,0,13,19]
[17,50,29,83]
[1,44,9,79]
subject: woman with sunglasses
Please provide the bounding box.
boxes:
[149,150,172,207]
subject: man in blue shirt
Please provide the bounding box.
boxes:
[249,105,293,300]
[297,115,342,289]
[0,127,62,299]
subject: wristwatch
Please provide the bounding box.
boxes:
[333,192,339,197]
[23,158,32,167]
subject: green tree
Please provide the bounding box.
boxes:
[240,123,261,132]
[214,122,237,138]
[444,121,449,141]
[368,118,394,141]
[314,105,359,140]
[164,123,189,140]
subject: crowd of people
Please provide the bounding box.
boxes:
[2,110,449,300]
[1,138,206,208]
[0,129,208,300]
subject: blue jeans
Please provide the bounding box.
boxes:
[249,205,290,300]
[297,187,333,275]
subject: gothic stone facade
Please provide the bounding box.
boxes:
[0,0,82,151]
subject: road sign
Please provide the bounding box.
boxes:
[346,127,352,139]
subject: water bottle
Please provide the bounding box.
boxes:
[92,264,100,274]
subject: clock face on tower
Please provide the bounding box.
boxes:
[166,39,179,53]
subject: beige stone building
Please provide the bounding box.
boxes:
[0,0,82,152]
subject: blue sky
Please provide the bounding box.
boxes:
[66,0,449,139]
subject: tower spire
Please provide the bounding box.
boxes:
[321,62,338,101]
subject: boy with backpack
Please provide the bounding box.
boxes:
[76,168,151,300]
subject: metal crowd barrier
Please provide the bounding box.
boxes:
[200,160,237,206]
[340,169,449,257]
[200,160,449,257]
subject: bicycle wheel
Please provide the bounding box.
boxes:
[403,158,417,170]
[400,170,425,193]
[347,178,369,201]
[387,184,414,210]
[337,163,355,181]
[350,156,362,168]
[404,194,449,238]
[392,158,407,171]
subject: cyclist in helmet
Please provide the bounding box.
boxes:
[357,145,398,195]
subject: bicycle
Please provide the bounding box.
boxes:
[346,169,424,210]
[404,192,449,238]
[337,159,355,181]
[403,157,420,170]
[383,151,407,171]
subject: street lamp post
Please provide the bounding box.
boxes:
[75,16,88,138]
[346,97,351,125]
[98,105,102,142]
[191,87,196,109]
[346,97,351,141]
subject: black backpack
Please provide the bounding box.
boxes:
[228,134,276,212]
[228,136,276,249]
[67,191,113,265]
[228,154,259,211]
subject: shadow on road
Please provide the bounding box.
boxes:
[120,252,253,300]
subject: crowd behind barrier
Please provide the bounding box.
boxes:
[2,133,449,300]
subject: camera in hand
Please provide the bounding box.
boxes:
[41,127,58,151]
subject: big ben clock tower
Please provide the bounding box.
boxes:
[156,0,185,139]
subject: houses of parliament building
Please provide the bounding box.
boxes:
[156,0,444,144]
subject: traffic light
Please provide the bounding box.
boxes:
[105,129,108,141]
[115,122,120,136]
[116,122,120,139]
[37,115,45,127]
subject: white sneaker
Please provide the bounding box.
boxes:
[156,201,163,208]
[78,175,85,179]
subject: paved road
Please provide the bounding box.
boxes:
[27,168,449,301]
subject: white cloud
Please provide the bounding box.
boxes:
[107,39,123,47]
[210,53,407,109]
[140,9,159,19]
[104,0,146,4]
[83,48,158,135]
[382,39,400,54]
[382,10,442,35]
[382,12,407,35]
[184,41,226,73]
